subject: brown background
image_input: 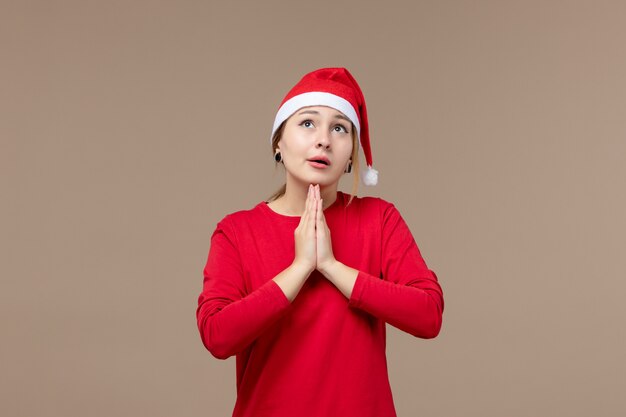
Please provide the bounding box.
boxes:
[2,1,625,416]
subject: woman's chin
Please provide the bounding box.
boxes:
[290,172,340,187]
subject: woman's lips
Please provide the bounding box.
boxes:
[308,161,330,169]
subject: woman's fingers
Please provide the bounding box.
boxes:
[315,185,325,231]
[308,185,316,231]
[302,184,311,223]
[315,186,324,231]
[293,184,317,274]
[304,184,314,231]
[315,185,335,271]
[315,185,322,222]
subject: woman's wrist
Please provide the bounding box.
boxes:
[317,258,339,279]
[317,260,359,299]
[291,260,315,277]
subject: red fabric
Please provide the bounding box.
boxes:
[196,191,444,417]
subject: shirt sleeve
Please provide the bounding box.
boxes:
[196,217,292,359]
[347,202,444,339]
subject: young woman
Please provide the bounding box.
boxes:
[196,67,444,417]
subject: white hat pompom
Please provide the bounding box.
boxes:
[361,166,378,186]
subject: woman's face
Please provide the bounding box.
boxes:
[277,105,354,188]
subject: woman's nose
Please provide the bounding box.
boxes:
[316,131,331,149]
[316,141,330,149]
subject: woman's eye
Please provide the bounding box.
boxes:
[301,120,314,128]
[334,125,348,133]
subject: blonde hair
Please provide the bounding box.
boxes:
[267,121,360,206]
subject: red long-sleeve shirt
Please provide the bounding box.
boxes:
[196,191,444,417]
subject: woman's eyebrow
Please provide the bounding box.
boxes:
[296,109,351,122]
[296,110,319,116]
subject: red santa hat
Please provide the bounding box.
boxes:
[270,67,378,186]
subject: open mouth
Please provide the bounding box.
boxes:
[309,159,329,166]
[307,156,331,166]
